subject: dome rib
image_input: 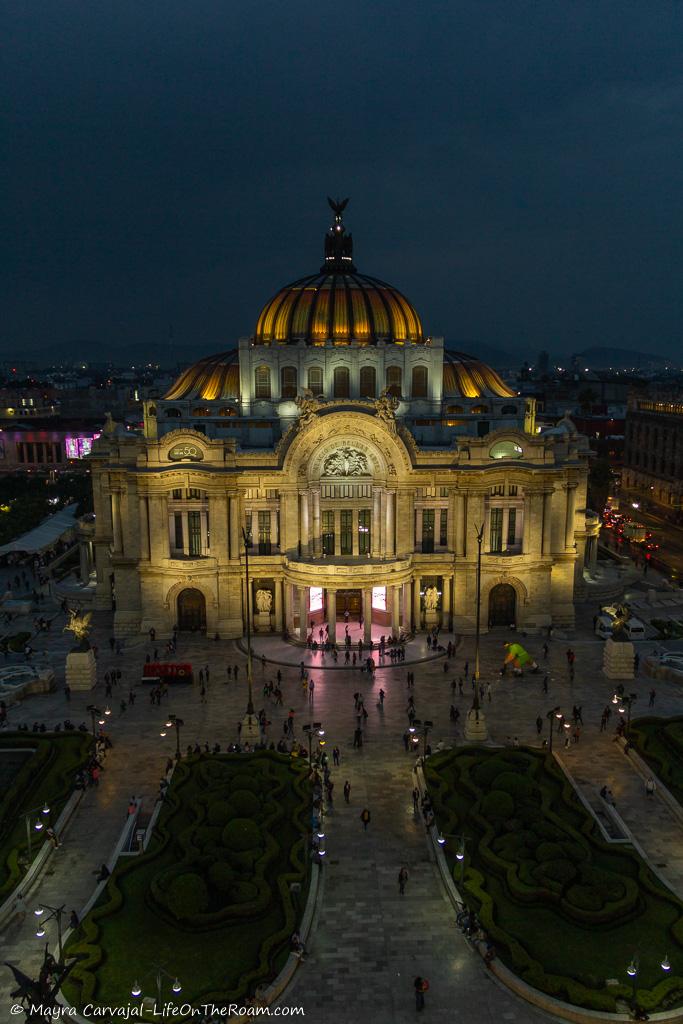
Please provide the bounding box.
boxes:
[443,352,516,399]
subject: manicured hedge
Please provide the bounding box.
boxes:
[0,732,91,898]
[630,717,683,807]
[426,747,683,1012]
[62,751,311,1013]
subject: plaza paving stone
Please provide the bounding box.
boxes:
[1,562,683,1020]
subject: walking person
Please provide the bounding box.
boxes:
[343,780,351,803]
[414,976,428,1012]
[535,715,543,736]
[649,688,656,707]
[412,786,419,812]
[645,776,656,798]
[360,807,370,831]
[398,866,409,895]
[333,745,340,766]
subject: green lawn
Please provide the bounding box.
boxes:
[425,747,683,1012]
[0,732,92,898]
[63,751,311,1013]
[629,717,683,806]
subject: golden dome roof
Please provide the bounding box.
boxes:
[163,350,239,401]
[254,198,423,346]
[443,352,516,399]
[254,271,423,346]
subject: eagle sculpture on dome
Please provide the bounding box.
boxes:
[327,196,349,218]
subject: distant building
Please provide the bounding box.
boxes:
[623,392,683,515]
[0,417,105,473]
[85,204,598,638]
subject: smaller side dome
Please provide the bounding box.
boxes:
[443,352,516,399]
[163,350,239,401]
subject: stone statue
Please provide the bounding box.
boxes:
[424,586,439,611]
[5,947,84,1021]
[295,389,321,427]
[64,608,93,645]
[374,389,399,434]
[255,589,273,614]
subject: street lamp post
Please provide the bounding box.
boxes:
[436,832,472,885]
[240,527,260,744]
[24,802,51,861]
[86,704,105,739]
[131,965,182,1006]
[34,903,65,963]
[547,707,561,755]
[464,525,488,741]
[302,722,322,765]
[161,715,184,759]
[615,692,637,740]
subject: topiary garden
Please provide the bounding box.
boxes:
[0,731,92,900]
[425,746,683,1012]
[62,750,311,1013]
[629,717,683,807]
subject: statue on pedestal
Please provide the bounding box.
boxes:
[63,608,92,649]
[255,589,273,614]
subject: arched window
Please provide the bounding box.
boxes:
[307,366,324,396]
[333,366,350,398]
[191,407,211,417]
[386,366,402,398]
[165,408,182,418]
[501,404,518,415]
[359,365,376,398]
[254,365,271,400]
[218,407,237,417]
[411,365,428,398]
[447,404,463,414]
[471,404,488,414]
[280,366,298,400]
[489,440,524,460]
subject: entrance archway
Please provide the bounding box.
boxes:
[177,588,206,632]
[336,589,361,620]
[488,583,516,627]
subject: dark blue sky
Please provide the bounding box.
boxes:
[2,1,682,359]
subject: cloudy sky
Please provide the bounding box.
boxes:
[2,1,682,359]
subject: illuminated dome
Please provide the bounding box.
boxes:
[163,350,239,401]
[254,199,424,346]
[443,352,516,399]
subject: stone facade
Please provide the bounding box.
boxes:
[83,209,598,639]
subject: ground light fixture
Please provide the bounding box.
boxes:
[662,955,671,971]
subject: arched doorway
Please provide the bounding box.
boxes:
[488,583,516,627]
[177,588,206,632]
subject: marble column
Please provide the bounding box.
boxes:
[111,492,123,554]
[391,585,400,633]
[363,589,372,644]
[352,510,359,556]
[228,496,240,560]
[300,492,309,557]
[312,489,321,556]
[79,542,90,581]
[386,491,395,557]
[208,495,228,562]
[415,508,423,552]
[522,494,532,555]
[139,497,150,560]
[413,576,421,631]
[565,483,578,550]
[327,589,337,644]
[379,490,387,556]
[442,576,451,630]
[274,579,283,632]
[541,490,551,555]
[284,583,294,633]
[298,586,308,637]
[372,488,381,557]
[455,493,466,557]
[149,496,169,562]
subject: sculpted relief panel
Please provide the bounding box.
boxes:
[322,448,369,477]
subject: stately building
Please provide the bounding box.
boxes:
[84,203,598,639]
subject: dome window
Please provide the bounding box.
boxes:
[333,366,350,398]
[411,366,428,398]
[489,440,524,460]
[307,367,324,396]
[386,366,402,398]
[280,366,298,400]
[471,404,488,414]
[164,408,182,418]
[254,365,271,400]
[191,407,211,417]
[359,365,376,398]
[447,404,464,414]
[501,404,518,415]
